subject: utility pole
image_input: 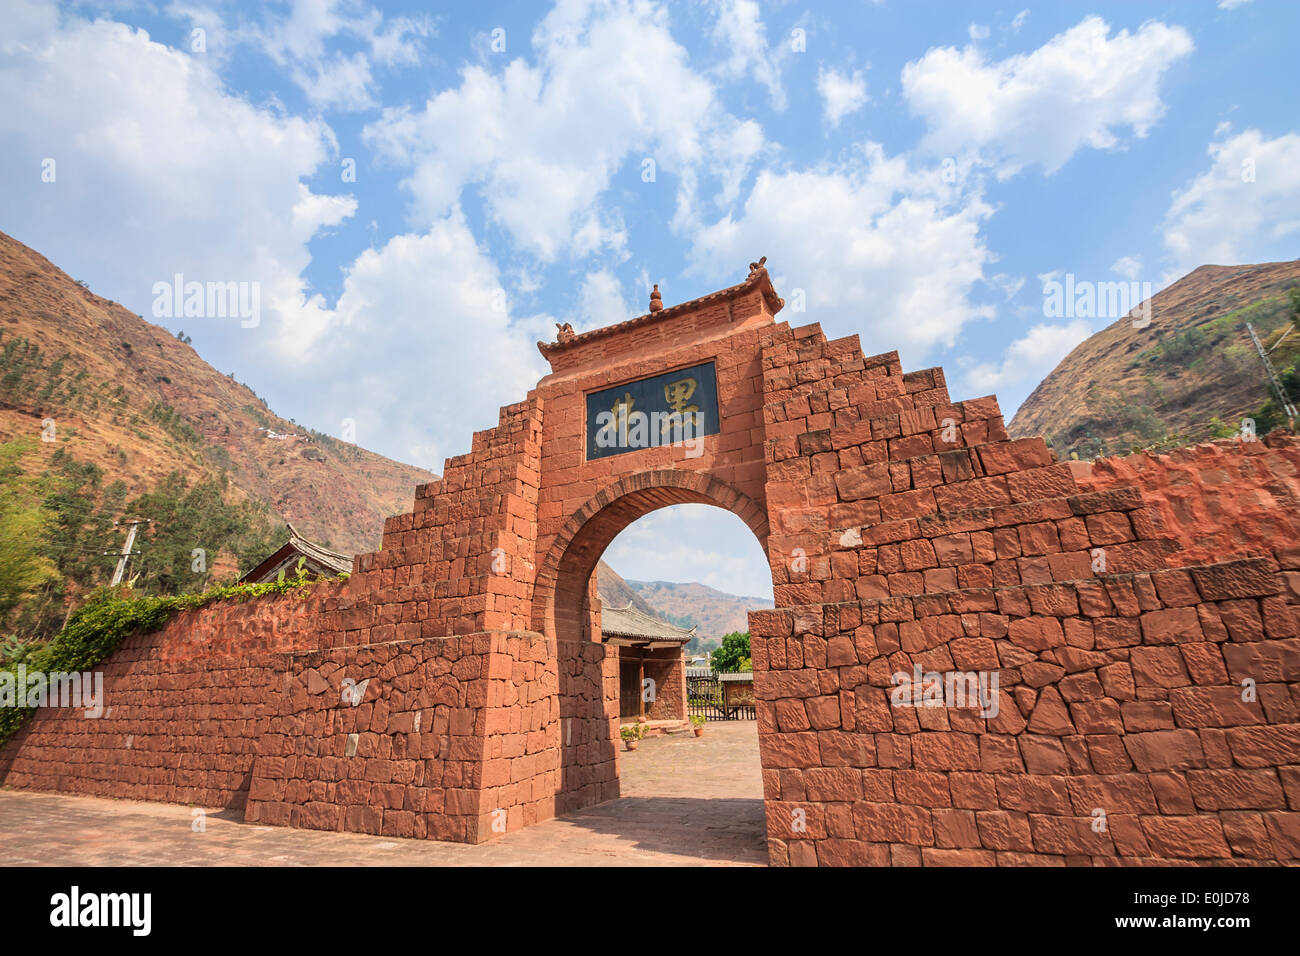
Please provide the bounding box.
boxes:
[1246,322,1297,428]
[110,518,150,586]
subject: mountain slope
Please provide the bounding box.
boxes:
[623,579,774,646]
[1010,260,1300,458]
[0,230,434,555]
[594,560,659,617]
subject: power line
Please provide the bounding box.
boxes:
[1268,325,1293,353]
[1245,322,1297,426]
[110,518,151,586]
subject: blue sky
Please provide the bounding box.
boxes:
[3,0,1298,599]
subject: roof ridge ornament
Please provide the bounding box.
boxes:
[536,258,783,363]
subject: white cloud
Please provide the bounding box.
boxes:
[0,10,349,342]
[689,143,995,362]
[965,320,1092,393]
[1010,10,1029,33]
[902,16,1193,178]
[968,23,990,41]
[1111,255,1143,280]
[1162,128,1300,277]
[1,0,57,53]
[366,0,757,262]
[817,65,868,128]
[603,504,773,599]
[709,0,786,109]
[988,273,1025,300]
[252,0,435,111]
[708,116,766,206]
[577,269,635,329]
[297,210,549,468]
[1218,0,1251,9]
[0,4,543,472]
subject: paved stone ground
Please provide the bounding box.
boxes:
[0,721,766,866]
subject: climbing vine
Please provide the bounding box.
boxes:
[0,567,343,747]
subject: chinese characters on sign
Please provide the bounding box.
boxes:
[586,361,720,460]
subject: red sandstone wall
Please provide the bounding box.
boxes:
[615,647,687,721]
[1078,433,1300,576]
[749,321,1300,865]
[0,581,347,807]
[0,584,565,844]
[644,650,687,721]
[246,630,560,842]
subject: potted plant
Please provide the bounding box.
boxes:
[690,715,707,737]
[620,724,646,751]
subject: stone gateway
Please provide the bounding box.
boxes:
[3,263,1299,865]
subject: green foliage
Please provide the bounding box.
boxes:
[0,440,283,642]
[6,446,124,641]
[147,401,202,446]
[1206,416,1240,439]
[619,723,647,741]
[1155,325,1208,365]
[0,440,59,626]
[1252,363,1300,435]
[0,635,46,665]
[710,631,751,672]
[122,471,280,597]
[689,714,707,728]
[0,575,330,746]
[0,334,94,415]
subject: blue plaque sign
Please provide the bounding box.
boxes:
[586,361,720,460]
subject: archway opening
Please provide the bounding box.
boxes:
[538,473,772,861]
[599,503,774,724]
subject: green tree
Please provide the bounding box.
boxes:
[1253,363,1300,434]
[124,471,279,595]
[0,440,60,629]
[10,448,123,640]
[711,631,751,672]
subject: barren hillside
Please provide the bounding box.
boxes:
[1010,260,1300,458]
[0,230,434,554]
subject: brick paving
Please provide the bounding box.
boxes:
[0,721,765,866]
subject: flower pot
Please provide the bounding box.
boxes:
[624,739,638,751]
[693,727,703,737]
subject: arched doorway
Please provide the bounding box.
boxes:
[535,469,770,643]
[533,470,770,814]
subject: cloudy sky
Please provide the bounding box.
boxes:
[3,0,1298,600]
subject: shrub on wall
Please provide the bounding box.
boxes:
[0,569,339,747]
